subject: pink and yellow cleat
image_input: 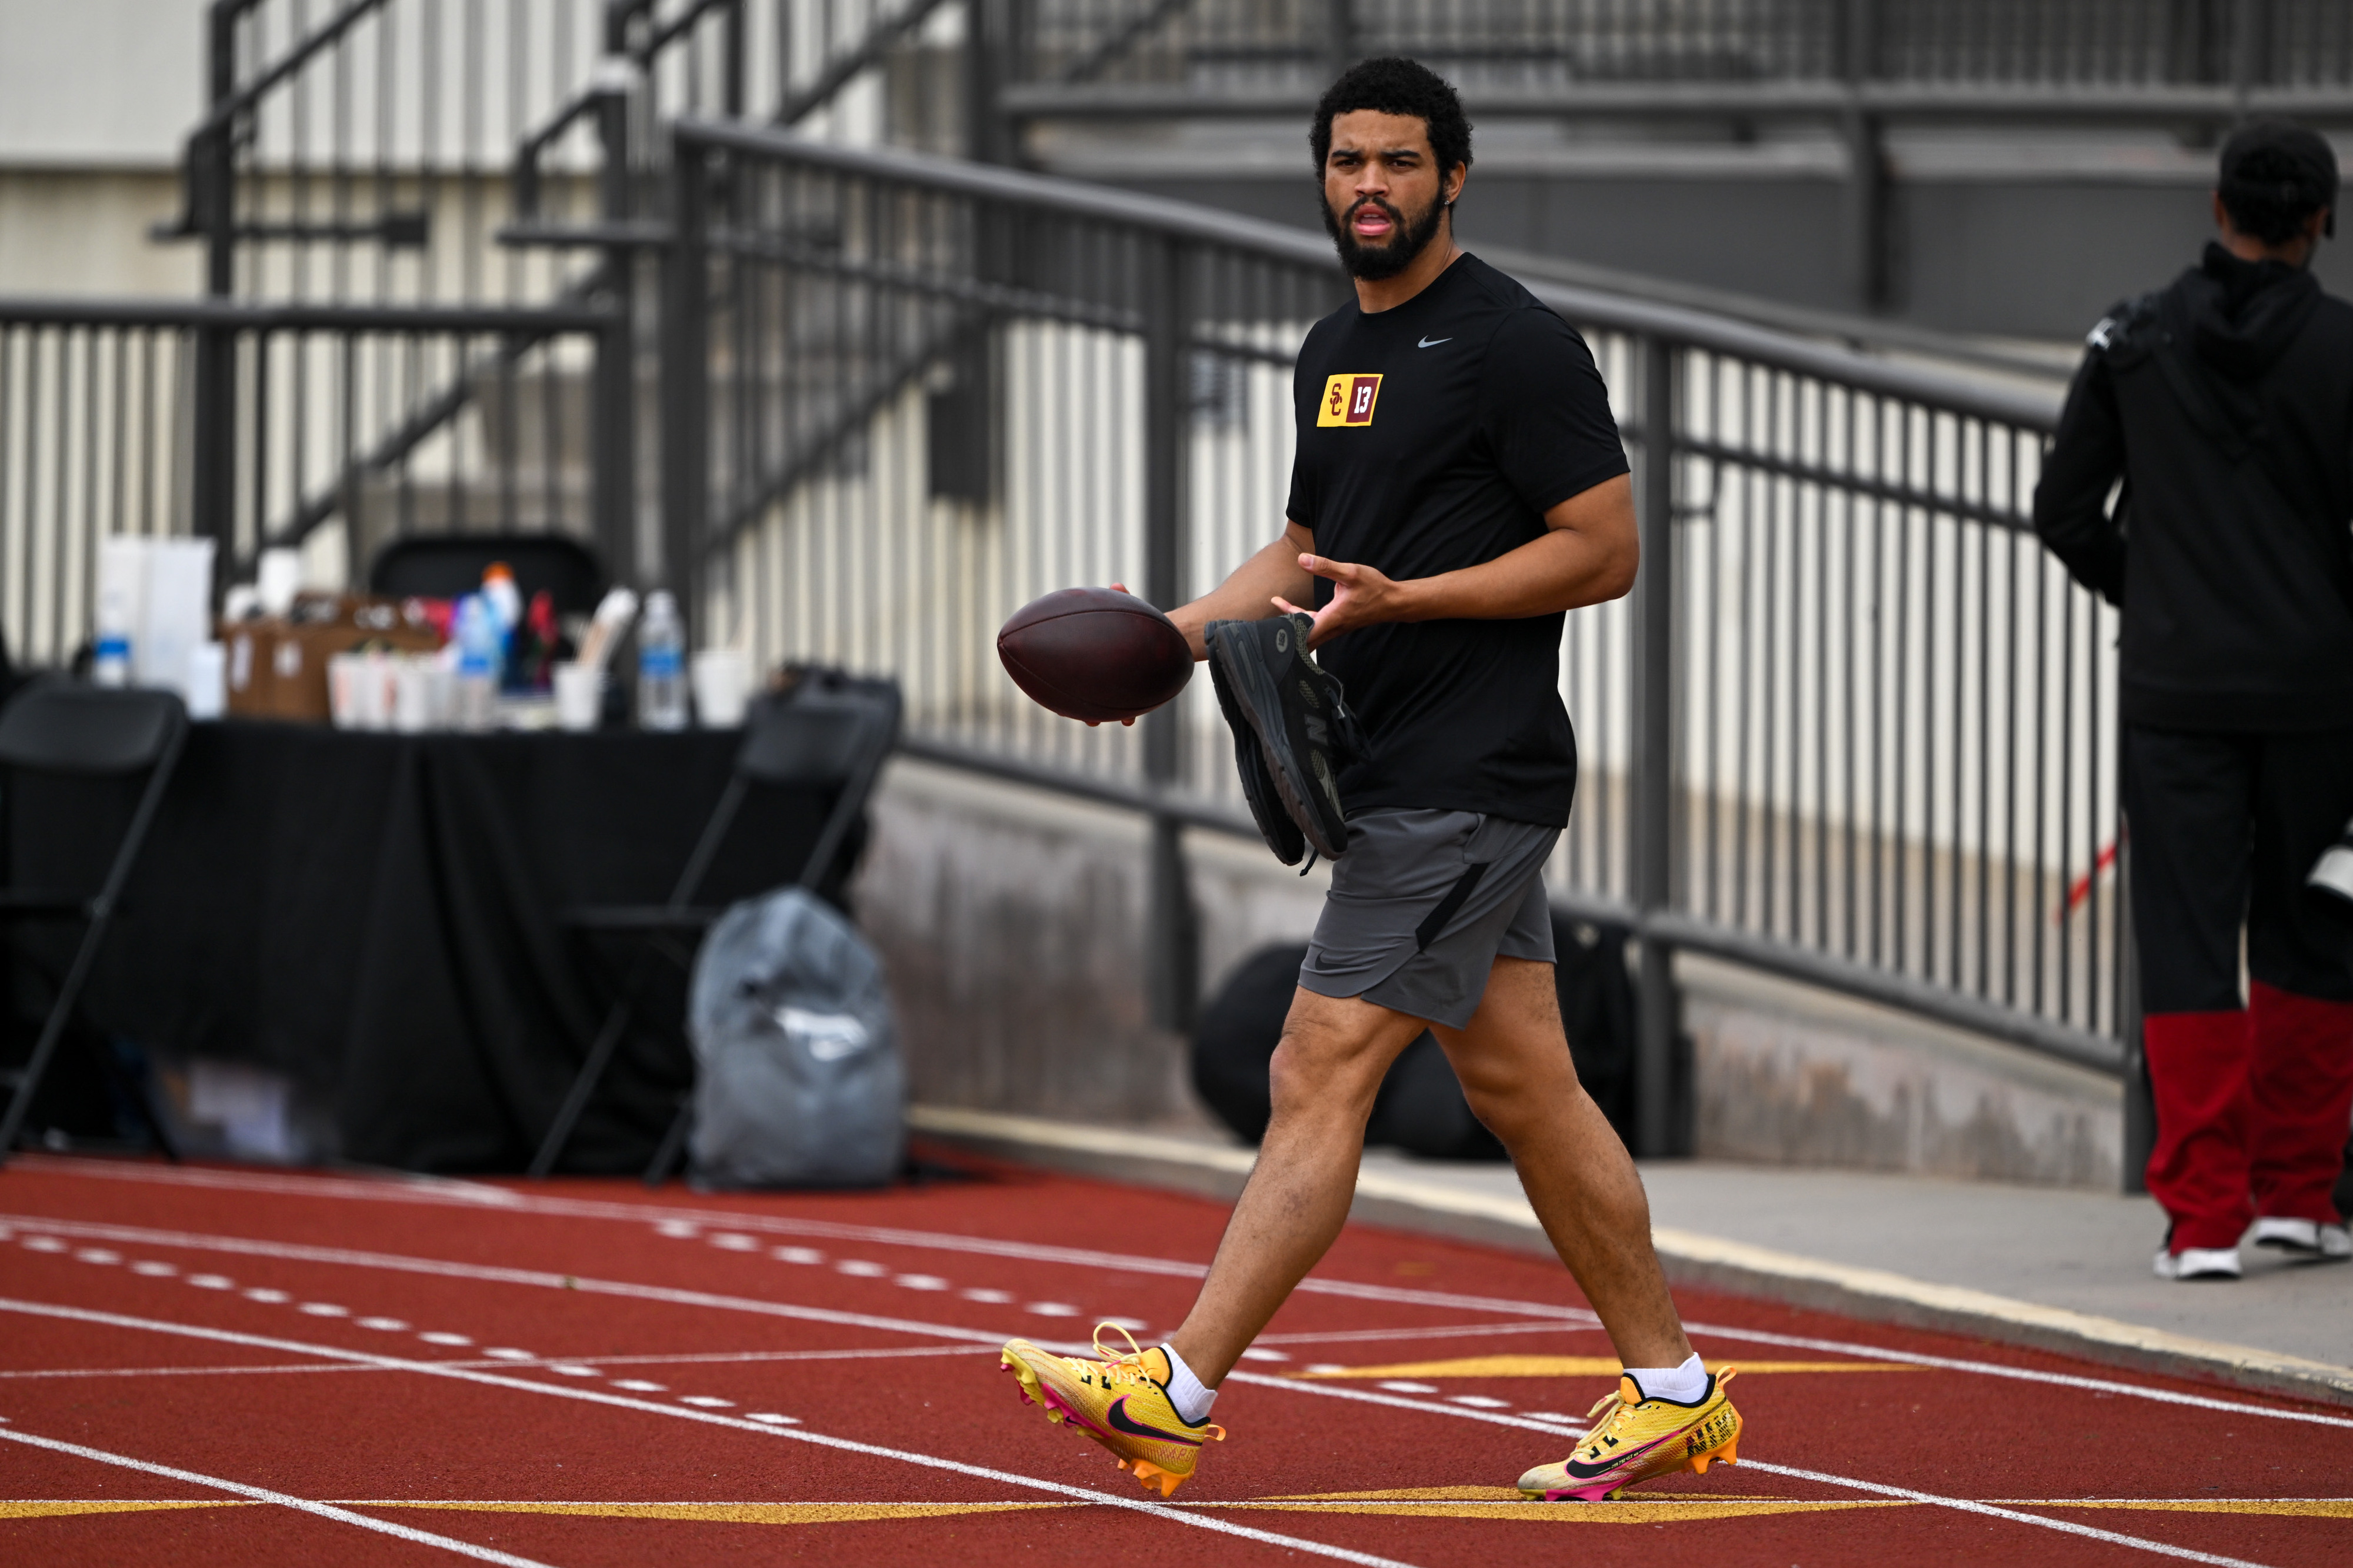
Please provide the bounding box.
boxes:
[1517,1366,1742,1502]
[1001,1325,1226,1497]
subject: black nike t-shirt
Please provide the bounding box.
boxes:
[1285,252,1628,828]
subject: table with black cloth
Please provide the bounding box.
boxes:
[4,722,844,1173]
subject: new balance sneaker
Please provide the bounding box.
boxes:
[1204,613,1361,865]
[2251,1216,2352,1263]
[2153,1245,2242,1280]
[1516,1367,1741,1503]
[1001,1326,1226,1497]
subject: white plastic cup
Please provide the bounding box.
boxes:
[328,652,364,729]
[184,642,226,721]
[392,656,435,733]
[256,548,303,619]
[554,661,604,732]
[691,648,750,728]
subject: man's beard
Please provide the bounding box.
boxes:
[1322,192,1448,281]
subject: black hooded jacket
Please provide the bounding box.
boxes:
[2033,242,2353,731]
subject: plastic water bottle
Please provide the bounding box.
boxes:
[636,590,688,731]
[452,593,501,732]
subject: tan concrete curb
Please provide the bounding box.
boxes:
[906,1103,2353,1410]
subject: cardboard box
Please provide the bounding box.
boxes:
[223,598,442,723]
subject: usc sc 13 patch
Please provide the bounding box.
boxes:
[1317,373,1383,427]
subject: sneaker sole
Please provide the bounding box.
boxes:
[1209,623,1346,860]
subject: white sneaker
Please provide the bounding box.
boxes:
[2251,1217,2353,1263]
[2153,1245,2242,1281]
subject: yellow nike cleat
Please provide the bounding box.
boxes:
[1001,1325,1226,1497]
[1516,1366,1742,1502]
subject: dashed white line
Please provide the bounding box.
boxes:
[21,1208,2351,1434]
[0,1297,1422,1568]
[773,1247,824,1265]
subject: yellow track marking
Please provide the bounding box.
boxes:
[355,1502,1077,1524]
[1217,1500,1912,1522]
[11,1494,2345,1527]
[1292,1356,1927,1379]
[1,1500,253,1519]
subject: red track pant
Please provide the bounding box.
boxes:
[2144,983,2353,1249]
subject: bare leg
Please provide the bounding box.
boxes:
[1168,987,1427,1384]
[1433,956,1691,1370]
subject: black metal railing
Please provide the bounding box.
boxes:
[1011,0,2353,96]
[659,121,2115,1156]
[163,0,957,589]
[0,298,616,661]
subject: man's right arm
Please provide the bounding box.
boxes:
[1165,521,1318,659]
[2031,351,2129,606]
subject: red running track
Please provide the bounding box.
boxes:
[0,1152,2348,1567]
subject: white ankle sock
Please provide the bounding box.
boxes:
[1626,1352,1707,1404]
[1159,1344,1217,1424]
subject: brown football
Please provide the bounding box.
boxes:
[997,587,1194,724]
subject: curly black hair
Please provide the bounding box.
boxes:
[2218,121,2338,244]
[1310,57,1472,184]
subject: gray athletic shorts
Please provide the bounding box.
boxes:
[1297,808,1560,1029]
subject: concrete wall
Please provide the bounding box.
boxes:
[853,754,2125,1187]
[1683,954,2121,1189]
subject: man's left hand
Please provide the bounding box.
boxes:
[1274,553,1409,648]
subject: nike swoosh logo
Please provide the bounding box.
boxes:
[1104,1397,1202,1447]
[1562,1432,1673,1479]
[1417,336,1451,348]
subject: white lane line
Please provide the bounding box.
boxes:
[27,1165,2349,1432]
[1255,1320,1591,1346]
[1744,1460,2275,1568]
[2,1165,1592,1315]
[1671,1319,2353,1430]
[0,1424,561,1567]
[0,1298,1421,1568]
[0,1296,2295,1568]
[16,1209,2349,1438]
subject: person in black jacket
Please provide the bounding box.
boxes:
[2034,121,2353,1279]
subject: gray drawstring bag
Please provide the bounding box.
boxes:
[686,886,905,1187]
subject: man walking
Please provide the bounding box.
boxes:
[998,57,1740,1502]
[2034,121,2353,1279]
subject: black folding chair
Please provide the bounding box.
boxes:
[0,684,189,1165]
[527,675,901,1179]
